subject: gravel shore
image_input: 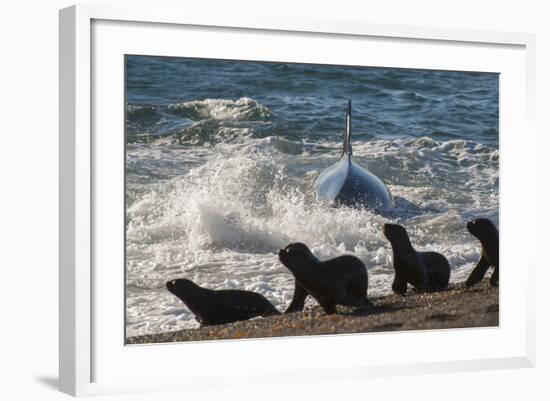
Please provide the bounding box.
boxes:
[127,279,498,345]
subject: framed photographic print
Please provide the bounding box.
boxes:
[59,4,536,397]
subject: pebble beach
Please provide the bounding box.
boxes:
[127,279,498,345]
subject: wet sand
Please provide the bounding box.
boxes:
[127,279,498,345]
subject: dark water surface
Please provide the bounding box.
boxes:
[126,56,498,146]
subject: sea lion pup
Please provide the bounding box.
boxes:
[465,218,499,287]
[166,278,280,326]
[383,223,450,294]
[278,242,370,315]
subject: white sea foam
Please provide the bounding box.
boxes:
[125,134,498,337]
[167,97,272,121]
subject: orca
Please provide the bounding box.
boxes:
[313,100,394,211]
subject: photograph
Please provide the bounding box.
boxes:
[124,55,499,344]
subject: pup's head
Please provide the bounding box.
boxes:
[278,242,317,272]
[166,278,197,298]
[383,223,409,243]
[467,218,498,239]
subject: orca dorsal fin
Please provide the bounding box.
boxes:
[342,100,353,158]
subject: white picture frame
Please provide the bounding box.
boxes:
[59,4,536,397]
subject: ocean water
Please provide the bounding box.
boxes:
[125,56,499,338]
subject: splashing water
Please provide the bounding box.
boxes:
[126,132,498,336]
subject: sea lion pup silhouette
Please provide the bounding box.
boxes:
[278,242,371,315]
[383,223,451,294]
[166,278,280,326]
[465,218,499,287]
